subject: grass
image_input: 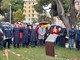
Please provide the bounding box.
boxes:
[0,46,80,60]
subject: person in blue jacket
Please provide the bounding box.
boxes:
[28,25,32,45]
[68,25,76,48]
[0,24,4,50]
[30,26,36,47]
[13,25,20,48]
[22,25,28,48]
[4,24,12,49]
[76,26,80,51]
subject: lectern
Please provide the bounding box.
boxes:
[45,34,58,57]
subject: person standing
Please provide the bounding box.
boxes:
[0,25,4,50]
[51,26,58,45]
[35,25,39,45]
[51,26,58,34]
[4,24,12,49]
[13,25,20,48]
[22,25,28,48]
[38,25,46,46]
[57,27,62,46]
[76,26,80,51]
[59,26,67,47]
[46,26,51,38]
[30,26,36,47]
[68,25,76,48]
[28,25,32,46]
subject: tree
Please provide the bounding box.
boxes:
[13,9,25,22]
[0,0,24,22]
[34,0,78,29]
[55,0,71,30]
[0,0,23,11]
[38,15,51,22]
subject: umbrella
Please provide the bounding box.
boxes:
[39,21,48,25]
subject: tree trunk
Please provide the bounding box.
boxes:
[50,2,58,23]
[55,0,71,31]
[70,0,77,27]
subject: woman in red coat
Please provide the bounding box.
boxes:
[51,26,58,34]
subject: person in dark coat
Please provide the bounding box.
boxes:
[30,26,36,47]
[13,25,20,48]
[35,25,39,45]
[46,26,51,38]
[0,26,4,50]
[68,25,76,48]
[76,27,80,51]
[56,27,61,46]
[28,25,32,45]
[59,26,67,47]
[22,25,28,48]
[4,24,12,49]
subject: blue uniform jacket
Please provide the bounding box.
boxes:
[22,28,28,43]
[13,27,20,44]
[4,27,12,39]
[69,28,76,39]
[76,30,80,41]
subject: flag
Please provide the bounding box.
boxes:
[4,49,9,60]
[0,28,3,33]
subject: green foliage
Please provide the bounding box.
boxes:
[0,0,23,11]
[13,9,25,22]
[34,0,70,14]
[0,0,24,23]
[34,4,43,14]
[34,0,53,13]
[38,15,51,22]
[62,0,70,13]
[0,0,10,10]
[10,0,24,11]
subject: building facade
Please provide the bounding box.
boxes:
[23,0,38,24]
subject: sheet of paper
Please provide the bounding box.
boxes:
[45,34,58,42]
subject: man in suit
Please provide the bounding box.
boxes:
[30,25,36,47]
[13,25,20,48]
[38,25,46,46]
[22,25,28,48]
[4,24,12,49]
[76,26,80,51]
[69,25,76,48]
[59,26,67,47]
[28,25,32,46]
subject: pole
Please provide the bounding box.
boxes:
[9,4,11,24]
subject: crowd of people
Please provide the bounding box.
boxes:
[0,22,80,51]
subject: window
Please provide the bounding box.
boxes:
[24,2,26,4]
[32,14,34,17]
[29,14,30,17]
[33,2,34,4]
[32,10,34,13]
[25,6,26,8]
[29,10,30,13]
[29,2,30,4]
[29,6,30,8]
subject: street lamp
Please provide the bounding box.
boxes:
[8,3,12,24]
